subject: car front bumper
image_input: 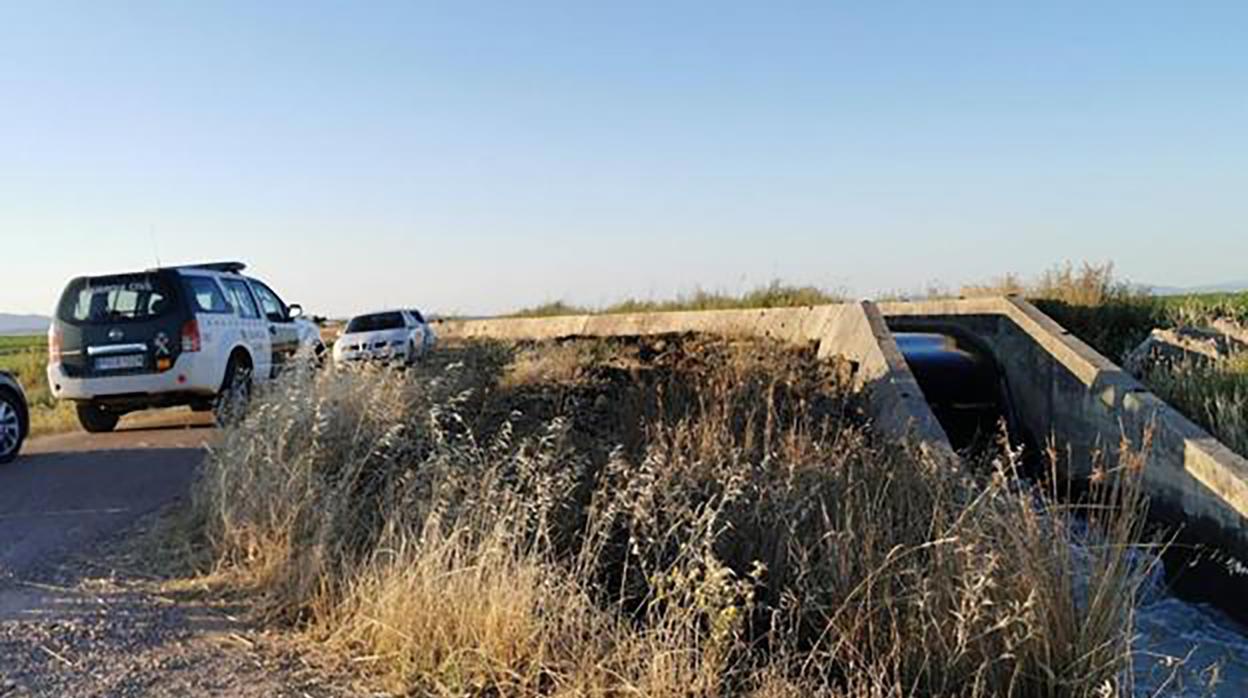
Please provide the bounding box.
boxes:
[333,346,411,365]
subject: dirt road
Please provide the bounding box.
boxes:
[0,412,214,577]
[0,413,354,697]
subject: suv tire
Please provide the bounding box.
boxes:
[77,403,120,434]
[405,340,419,368]
[0,390,24,464]
[214,355,253,426]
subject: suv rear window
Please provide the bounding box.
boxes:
[58,274,177,324]
[347,312,406,333]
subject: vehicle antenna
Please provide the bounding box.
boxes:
[150,225,162,268]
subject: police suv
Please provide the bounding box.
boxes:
[47,262,323,432]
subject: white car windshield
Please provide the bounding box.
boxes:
[346,312,406,333]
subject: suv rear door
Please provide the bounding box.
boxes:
[54,271,190,378]
[219,277,273,382]
[181,273,238,363]
[248,280,300,377]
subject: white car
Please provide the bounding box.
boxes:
[332,309,436,367]
[47,262,324,432]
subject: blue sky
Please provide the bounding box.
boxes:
[2,1,1246,317]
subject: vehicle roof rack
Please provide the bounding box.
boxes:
[173,261,248,274]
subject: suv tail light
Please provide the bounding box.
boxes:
[49,326,63,365]
[181,319,202,353]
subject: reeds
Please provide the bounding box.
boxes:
[1145,354,1248,458]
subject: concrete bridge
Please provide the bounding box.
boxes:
[438,298,1248,583]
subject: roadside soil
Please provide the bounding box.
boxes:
[0,507,361,698]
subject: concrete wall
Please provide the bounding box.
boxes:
[881,296,1248,563]
[437,303,956,464]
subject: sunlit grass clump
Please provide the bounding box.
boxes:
[512,280,843,318]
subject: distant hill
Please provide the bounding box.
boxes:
[0,313,51,335]
[1148,281,1248,297]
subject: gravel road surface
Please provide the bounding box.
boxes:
[0,412,357,697]
[0,411,213,577]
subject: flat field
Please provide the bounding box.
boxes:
[0,334,45,355]
[0,334,75,436]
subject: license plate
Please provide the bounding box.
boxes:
[95,354,146,371]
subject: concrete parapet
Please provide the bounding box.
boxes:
[437,303,956,463]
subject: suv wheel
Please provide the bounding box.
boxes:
[215,356,253,425]
[76,403,120,434]
[0,392,24,463]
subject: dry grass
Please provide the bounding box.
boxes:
[958,262,1160,363]
[512,281,843,318]
[500,340,623,390]
[960,262,1137,307]
[1145,354,1248,458]
[190,338,1156,697]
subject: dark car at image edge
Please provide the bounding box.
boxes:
[0,371,30,463]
